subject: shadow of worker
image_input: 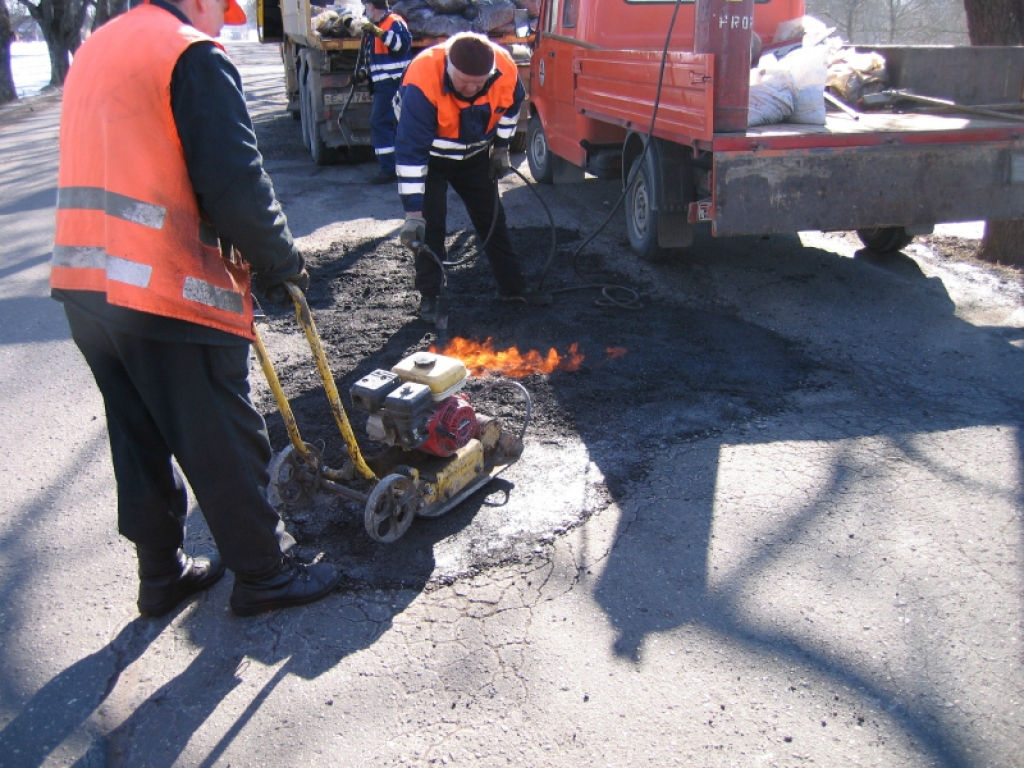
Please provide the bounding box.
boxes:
[70,582,421,768]
[0,618,160,768]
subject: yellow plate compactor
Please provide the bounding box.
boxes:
[252,285,531,544]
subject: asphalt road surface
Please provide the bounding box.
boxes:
[0,42,1021,767]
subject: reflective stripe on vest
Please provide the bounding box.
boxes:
[57,187,167,230]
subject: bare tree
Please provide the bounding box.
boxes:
[808,0,967,43]
[809,0,865,41]
[18,0,93,86]
[91,0,125,31]
[964,0,1024,266]
[1,0,17,103]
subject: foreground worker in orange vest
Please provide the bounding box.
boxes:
[51,0,340,617]
[394,33,551,325]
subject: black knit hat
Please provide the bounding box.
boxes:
[367,0,389,9]
[448,34,495,77]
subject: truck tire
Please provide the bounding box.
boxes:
[526,115,553,184]
[625,155,671,262]
[298,67,311,151]
[509,131,527,153]
[306,71,341,166]
[856,227,914,253]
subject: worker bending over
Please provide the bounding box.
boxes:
[394,32,550,324]
[51,0,339,617]
[361,0,412,183]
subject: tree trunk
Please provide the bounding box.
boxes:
[0,0,17,103]
[964,0,1024,45]
[19,0,91,87]
[92,0,128,30]
[963,0,1024,266]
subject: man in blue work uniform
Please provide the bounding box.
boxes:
[394,33,550,324]
[361,0,412,184]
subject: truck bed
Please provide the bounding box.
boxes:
[574,45,1024,148]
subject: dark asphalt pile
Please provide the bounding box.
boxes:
[254,222,818,591]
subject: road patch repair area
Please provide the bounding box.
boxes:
[252,225,815,588]
[241,192,1024,763]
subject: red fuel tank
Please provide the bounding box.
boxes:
[694,0,755,132]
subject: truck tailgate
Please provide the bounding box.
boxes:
[710,114,1024,235]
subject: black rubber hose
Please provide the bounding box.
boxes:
[337,36,367,128]
[566,0,684,275]
[442,173,503,267]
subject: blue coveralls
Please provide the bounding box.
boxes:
[365,11,413,175]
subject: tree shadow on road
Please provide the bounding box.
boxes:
[573,234,1024,766]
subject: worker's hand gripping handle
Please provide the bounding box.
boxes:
[399,214,426,251]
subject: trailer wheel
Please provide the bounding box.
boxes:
[856,227,913,253]
[626,155,672,262]
[306,75,339,166]
[298,67,311,151]
[526,115,553,184]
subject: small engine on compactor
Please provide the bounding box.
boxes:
[255,292,530,545]
[351,352,479,457]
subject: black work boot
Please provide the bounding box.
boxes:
[137,547,226,617]
[369,169,398,184]
[418,296,437,324]
[230,558,340,617]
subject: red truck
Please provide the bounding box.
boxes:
[525,0,1024,259]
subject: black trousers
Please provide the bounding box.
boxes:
[417,150,527,298]
[65,304,292,576]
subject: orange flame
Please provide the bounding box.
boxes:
[606,347,628,360]
[430,337,585,378]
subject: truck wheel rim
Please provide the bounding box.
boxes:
[632,179,649,237]
[532,131,547,166]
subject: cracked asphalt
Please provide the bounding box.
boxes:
[1,41,1022,767]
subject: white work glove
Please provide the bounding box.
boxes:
[489,146,511,179]
[399,214,426,250]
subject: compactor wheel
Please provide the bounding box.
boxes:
[364,474,419,543]
[267,443,323,507]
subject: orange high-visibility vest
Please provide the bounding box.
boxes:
[368,12,412,83]
[52,4,255,339]
[373,13,404,56]
[402,40,519,143]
